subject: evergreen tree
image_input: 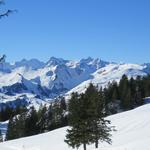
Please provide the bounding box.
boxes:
[37,105,48,133]
[119,75,131,109]
[112,82,119,101]
[0,130,3,142]
[47,104,54,131]
[15,112,26,138]
[144,75,150,97]
[50,98,68,129]
[124,88,132,109]
[84,84,112,148]
[25,107,38,136]
[6,116,18,140]
[65,92,91,150]
[60,97,68,127]
[129,77,136,108]
[65,84,113,150]
[60,97,67,111]
[51,100,62,128]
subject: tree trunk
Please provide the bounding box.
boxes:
[83,143,86,150]
[95,123,99,148]
[95,139,98,148]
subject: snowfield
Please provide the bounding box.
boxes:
[0,104,150,150]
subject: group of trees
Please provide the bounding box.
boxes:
[0,106,27,122]
[65,84,113,150]
[104,75,150,113]
[6,97,68,140]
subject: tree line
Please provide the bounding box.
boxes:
[6,97,68,140]
[0,105,27,121]
[104,75,150,113]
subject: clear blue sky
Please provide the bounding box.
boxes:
[0,0,150,63]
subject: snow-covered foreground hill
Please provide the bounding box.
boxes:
[0,104,150,150]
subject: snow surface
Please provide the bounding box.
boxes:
[0,104,150,150]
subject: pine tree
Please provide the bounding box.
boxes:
[15,112,26,138]
[6,116,18,140]
[60,97,68,127]
[124,88,132,109]
[60,97,67,111]
[0,130,3,142]
[37,104,47,133]
[84,84,112,148]
[65,92,92,150]
[47,104,54,131]
[119,75,131,109]
[65,84,113,150]
[51,100,62,128]
[25,107,38,136]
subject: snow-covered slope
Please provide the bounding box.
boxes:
[66,63,147,95]
[0,57,150,108]
[0,104,150,150]
[0,93,50,111]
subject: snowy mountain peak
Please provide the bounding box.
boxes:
[80,57,94,63]
[13,58,45,70]
[46,57,68,66]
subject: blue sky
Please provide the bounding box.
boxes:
[0,0,150,63]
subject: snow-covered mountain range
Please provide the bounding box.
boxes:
[0,57,150,108]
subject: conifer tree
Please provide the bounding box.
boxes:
[119,75,131,109]
[51,100,62,128]
[84,84,112,148]
[25,107,38,136]
[0,130,3,142]
[65,92,91,150]
[60,97,67,111]
[6,116,18,140]
[60,97,68,127]
[47,104,54,130]
[15,112,26,138]
[37,105,47,133]
[65,84,113,150]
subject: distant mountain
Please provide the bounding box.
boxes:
[0,57,149,108]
